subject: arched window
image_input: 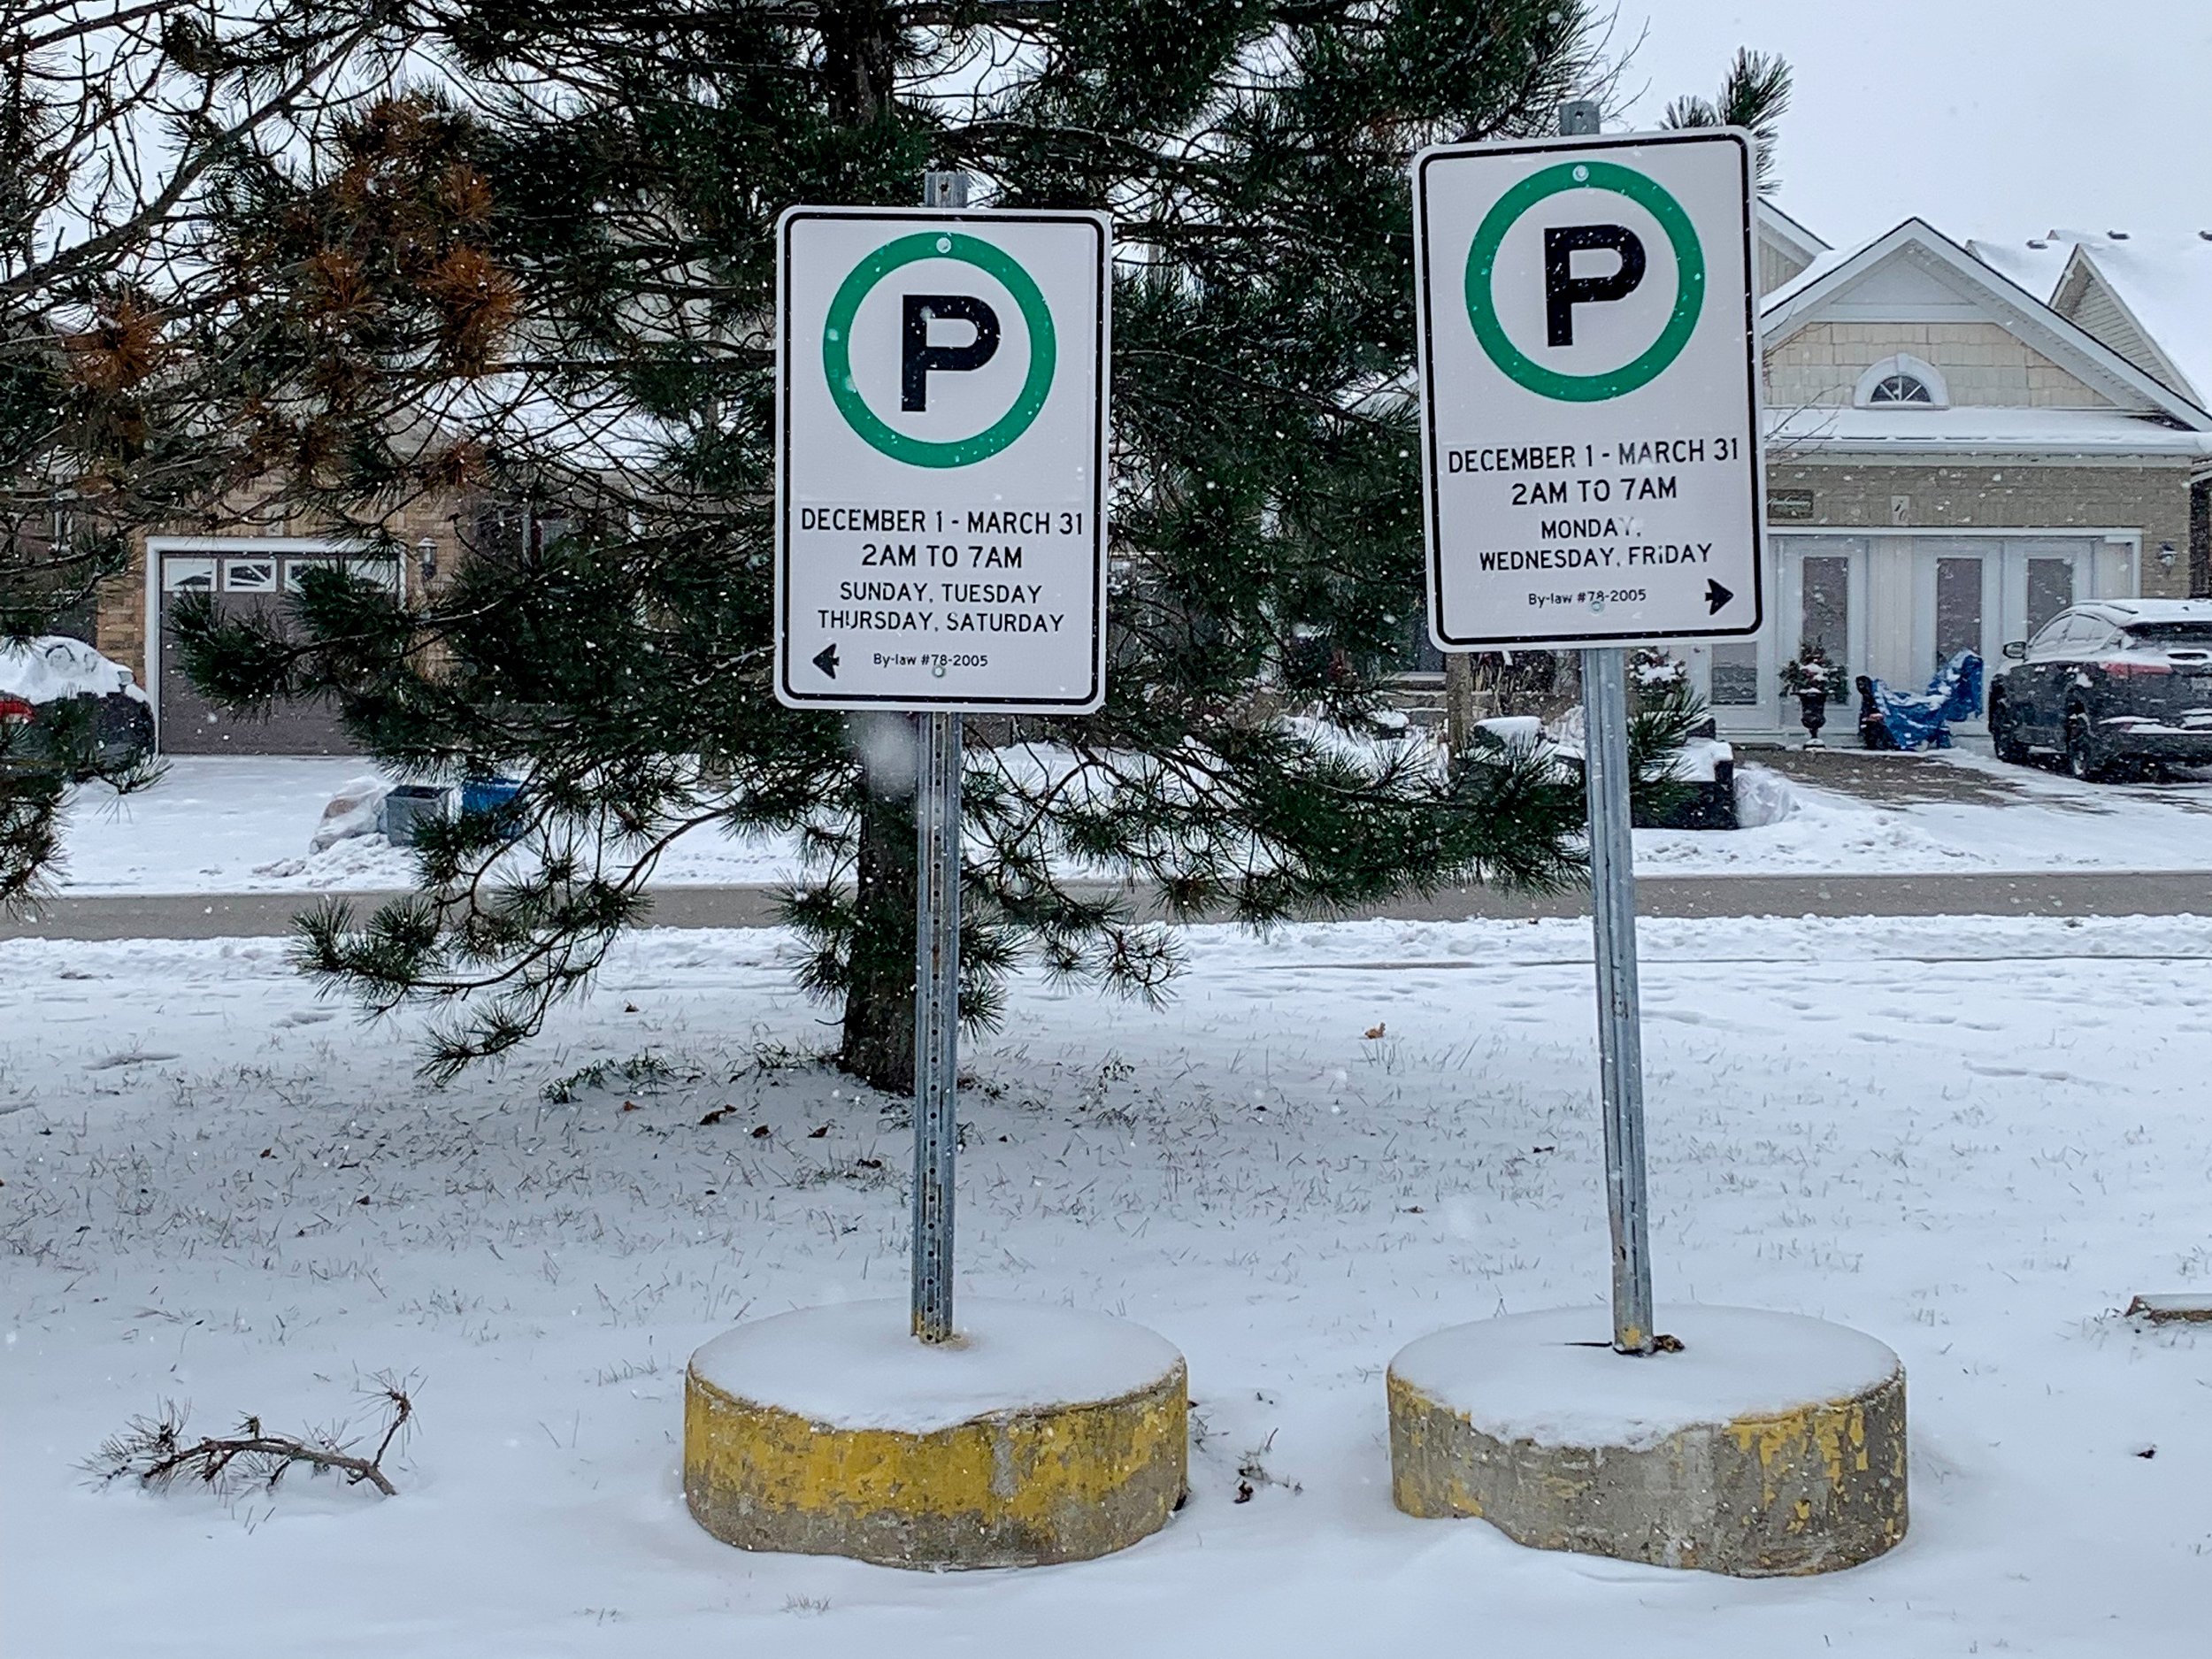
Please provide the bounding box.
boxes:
[1854,353,1948,410]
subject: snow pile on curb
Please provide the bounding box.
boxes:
[0,636,147,705]
[689,1298,1184,1432]
[1732,762,1796,827]
[309,777,393,853]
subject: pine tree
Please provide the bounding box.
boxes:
[1662,47,1792,192]
[0,3,386,902]
[172,1,1694,1087]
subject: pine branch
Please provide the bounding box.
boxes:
[1662,46,1792,191]
[87,1376,416,1499]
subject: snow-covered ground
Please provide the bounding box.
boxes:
[45,758,803,895]
[1642,752,2212,876]
[5,915,2210,1656]
[38,750,2212,896]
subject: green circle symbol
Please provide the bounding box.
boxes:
[1463,160,1705,403]
[823,232,1056,467]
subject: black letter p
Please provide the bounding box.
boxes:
[902,294,1002,411]
[1543,224,1647,348]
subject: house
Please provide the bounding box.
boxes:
[1678,214,2212,744]
[1966,227,2212,598]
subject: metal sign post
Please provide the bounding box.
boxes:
[1558,98,1655,1356]
[908,176,965,1345]
[774,176,1110,1344]
[1411,107,1764,1356]
[910,696,962,1340]
[1579,643,1655,1350]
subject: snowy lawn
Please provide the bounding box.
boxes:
[4,915,2210,1655]
[45,758,803,895]
[38,750,2212,896]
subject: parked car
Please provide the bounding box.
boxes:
[1989,599,2212,780]
[0,637,156,779]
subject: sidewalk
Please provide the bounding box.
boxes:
[8,869,2210,940]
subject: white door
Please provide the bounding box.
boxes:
[1996,538,2093,657]
[1910,539,1999,732]
[1778,537,1869,724]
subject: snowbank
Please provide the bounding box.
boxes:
[32,743,2212,895]
[1732,762,1797,827]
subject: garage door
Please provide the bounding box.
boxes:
[156,550,401,755]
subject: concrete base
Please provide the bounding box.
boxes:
[1387,1306,1907,1577]
[684,1299,1187,1570]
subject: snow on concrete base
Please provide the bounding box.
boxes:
[1388,1305,1908,1577]
[685,1298,1187,1569]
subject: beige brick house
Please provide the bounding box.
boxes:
[1680,215,2212,742]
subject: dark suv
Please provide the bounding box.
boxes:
[1989,600,2212,780]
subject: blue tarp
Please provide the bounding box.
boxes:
[1863,651,1984,751]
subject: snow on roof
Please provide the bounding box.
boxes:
[1758,245,1851,311]
[1767,403,2212,458]
[1963,234,2070,301]
[1969,229,2212,405]
[1763,219,2212,432]
[2063,234,2212,405]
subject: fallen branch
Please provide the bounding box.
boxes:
[88,1375,415,1499]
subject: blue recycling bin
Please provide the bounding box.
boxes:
[459,776,526,840]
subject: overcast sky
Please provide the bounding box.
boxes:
[1609,1,2212,253]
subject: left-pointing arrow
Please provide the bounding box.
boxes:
[812,643,839,679]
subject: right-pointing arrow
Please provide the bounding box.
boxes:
[1705,579,1734,616]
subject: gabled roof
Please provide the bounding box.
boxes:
[1755,199,1830,266]
[1762,219,2212,432]
[2049,235,2212,408]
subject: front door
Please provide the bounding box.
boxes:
[1778,537,1868,730]
[1910,540,1999,733]
[1998,538,2093,660]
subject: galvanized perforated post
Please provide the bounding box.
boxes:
[1580,646,1655,1354]
[910,168,970,1344]
[1556,98,1655,1356]
[911,707,962,1343]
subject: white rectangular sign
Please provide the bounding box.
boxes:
[1413,129,1764,650]
[775,207,1110,711]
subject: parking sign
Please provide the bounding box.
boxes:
[1412,129,1764,649]
[775,208,1110,711]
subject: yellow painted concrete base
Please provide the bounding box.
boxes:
[1387,1307,1908,1577]
[683,1301,1187,1569]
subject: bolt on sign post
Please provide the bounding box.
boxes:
[775,179,1110,1342]
[1411,109,1766,1354]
